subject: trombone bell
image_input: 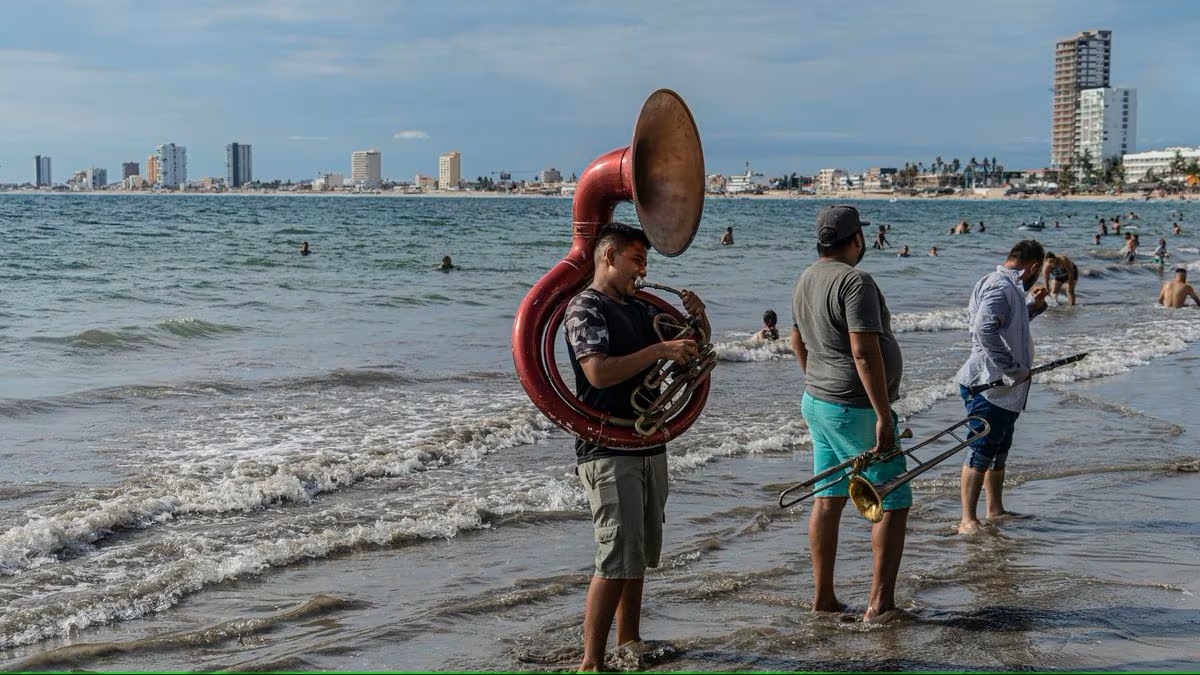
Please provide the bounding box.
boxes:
[847,475,884,523]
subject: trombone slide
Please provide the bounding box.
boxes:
[777,416,990,516]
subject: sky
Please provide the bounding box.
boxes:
[2,0,1199,185]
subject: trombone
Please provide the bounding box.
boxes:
[778,416,990,522]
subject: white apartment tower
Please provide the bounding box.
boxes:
[351,149,382,187]
[1051,29,1111,170]
[225,142,253,187]
[155,143,188,189]
[439,151,461,190]
[1076,87,1136,171]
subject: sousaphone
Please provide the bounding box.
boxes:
[511,89,708,447]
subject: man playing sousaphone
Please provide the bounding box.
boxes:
[563,222,709,672]
[790,204,909,622]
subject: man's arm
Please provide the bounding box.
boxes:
[567,295,698,389]
[1158,282,1167,306]
[848,331,895,455]
[975,284,1027,380]
[790,325,807,373]
[1189,284,1200,307]
[577,340,695,389]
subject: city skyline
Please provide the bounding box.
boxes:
[2,0,1199,185]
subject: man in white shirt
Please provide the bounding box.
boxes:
[954,240,1049,534]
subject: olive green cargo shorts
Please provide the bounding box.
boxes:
[576,453,668,579]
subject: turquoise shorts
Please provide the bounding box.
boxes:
[801,392,912,511]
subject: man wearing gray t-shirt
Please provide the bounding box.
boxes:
[790,204,908,622]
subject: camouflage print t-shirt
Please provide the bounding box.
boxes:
[563,288,666,462]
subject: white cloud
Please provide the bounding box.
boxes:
[394,130,430,141]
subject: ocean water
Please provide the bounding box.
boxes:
[1,192,1198,672]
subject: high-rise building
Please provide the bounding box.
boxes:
[439,150,461,190]
[85,167,108,190]
[539,167,562,184]
[34,155,52,186]
[1076,87,1136,171]
[145,153,158,186]
[1051,29,1112,170]
[351,149,382,187]
[155,143,188,189]
[225,142,253,188]
[122,162,140,180]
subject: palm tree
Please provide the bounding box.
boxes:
[980,158,991,187]
[1057,165,1075,194]
[1102,157,1126,189]
[1077,149,1097,190]
[1169,150,1188,184]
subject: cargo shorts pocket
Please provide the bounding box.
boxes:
[595,524,619,545]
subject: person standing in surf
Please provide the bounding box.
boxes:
[1041,252,1079,306]
[790,204,909,621]
[954,240,1049,534]
[562,222,709,672]
[1158,268,1200,308]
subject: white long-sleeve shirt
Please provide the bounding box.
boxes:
[954,265,1046,412]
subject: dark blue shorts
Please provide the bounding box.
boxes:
[959,385,1021,471]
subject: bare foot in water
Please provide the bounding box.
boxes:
[863,606,895,622]
[958,518,982,535]
[863,607,905,623]
[988,510,1032,521]
[812,600,847,612]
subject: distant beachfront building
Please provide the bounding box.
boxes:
[68,169,88,189]
[86,167,108,190]
[313,172,345,191]
[861,167,897,191]
[351,149,381,187]
[816,168,846,194]
[34,155,52,186]
[1122,146,1200,183]
[122,162,140,180]
[539,167,562,184]
[145,153,158,186]
[727,167,769,194]
[439,151,461,190]
[155,143,188,189]
[1050,29,1112,170]
[705,174,727,194]
[414,174,436,190]
[1076,87,1136,170]
[225,142,253,187]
